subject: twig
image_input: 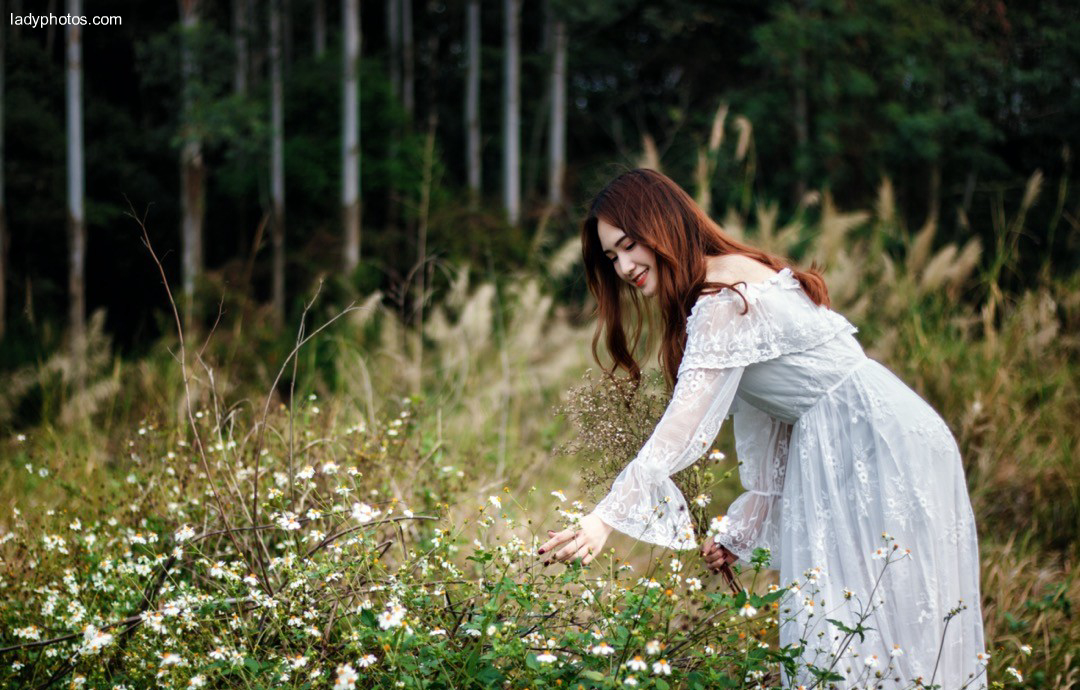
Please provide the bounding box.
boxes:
[124,199,254,582]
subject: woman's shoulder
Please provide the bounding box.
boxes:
[704,254,783,288]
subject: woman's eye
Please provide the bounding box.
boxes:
[626,242,636,250]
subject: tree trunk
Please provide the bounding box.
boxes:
[547,18,566,207]
[401,0,414,120]
[0,0,7,340]
[386,0,400,100]
[313,0,326,58]
[179,0,205,309]
[270,0,286,324]
[66,0,85,349]
[502,0,520,225]
[465,0,481,204]
[232,0,248,95]
[341,0,361,275]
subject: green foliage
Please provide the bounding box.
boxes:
[0,398,950,689]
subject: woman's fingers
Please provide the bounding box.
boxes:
[538,529,574,557]
[570,543,592,564]
[703,543,734,571]
[554,533,583,562]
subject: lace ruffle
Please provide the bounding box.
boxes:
[679,268,858,375]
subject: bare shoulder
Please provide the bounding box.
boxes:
[705,254,781,286]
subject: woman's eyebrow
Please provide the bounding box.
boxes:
[604,235,630,255]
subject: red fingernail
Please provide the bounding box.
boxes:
[538,549,545,555]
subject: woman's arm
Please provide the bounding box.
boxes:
[704,404,792,570]
[539,364,745,564]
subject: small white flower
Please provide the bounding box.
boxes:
[488,495,502,509]
[351,503,381,524]
[708,449,725,461]
[626,656,647,671]
[297,466,315,480]
[536,652,557,663]
[865,654,879,668]
[1006,667,1023,683]
[333,663,359,690]
[188,675,207,688]
[1019,643,1032,655]
[174,525,196,542]
[739,602,758,618]
[872,547,888,560]
[550,490,567,502]
[652,659,672,676]
[976,651,991,666]
[623,676,639,687]
[708,515,730,536]
[645,640,662,656]
[160,653,183,667]
[686,577,702,592]
[591,643,615,656]
[357,654,377,668]
[276,512,302,531]
[693,493,711,508]
[890,644,904,657]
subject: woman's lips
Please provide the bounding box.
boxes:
[634,269,648,287]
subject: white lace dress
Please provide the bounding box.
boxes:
[593,267,985,687]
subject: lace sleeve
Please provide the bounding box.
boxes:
[592,365,744,551]
[713,402,792,565]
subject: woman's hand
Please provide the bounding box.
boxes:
[538,513,613,566]
[701,535,738,573]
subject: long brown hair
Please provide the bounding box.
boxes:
[581,168,831,389]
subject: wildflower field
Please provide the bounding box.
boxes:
[1,180,1077,688]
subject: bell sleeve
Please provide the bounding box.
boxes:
[591,364,744,551]
[711,401,792,564]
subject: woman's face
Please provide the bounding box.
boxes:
[597,218,658,297]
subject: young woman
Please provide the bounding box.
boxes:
[537,169,986,686]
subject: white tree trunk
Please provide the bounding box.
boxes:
[313,0,326,58]
[401,0,414,119]
[466,0,481,201]
[66,0,85,346]
[502,0,520,225]
[179,0,204,307]
[547,19,566,207]
[232,0,248,95]
[341,0,361,274]
[0,0,7,340]
[271,0,286,323]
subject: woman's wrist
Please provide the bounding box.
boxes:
[589,512,614,536]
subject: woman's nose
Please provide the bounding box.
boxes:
[617,254,635,277]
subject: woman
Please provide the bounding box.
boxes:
[538,169,985,686]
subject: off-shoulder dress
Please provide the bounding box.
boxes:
[593,267,985,687]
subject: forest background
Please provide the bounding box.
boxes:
[0,0,1078,687]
